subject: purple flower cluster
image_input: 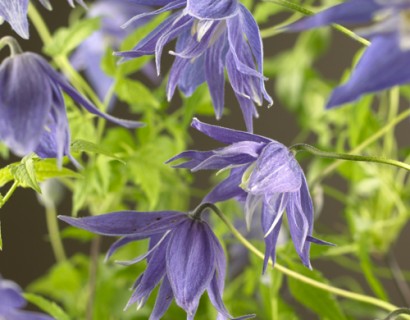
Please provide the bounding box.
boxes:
[116,0,272,132]
[60,208,253,320]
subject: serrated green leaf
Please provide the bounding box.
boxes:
[115,77,160,111]
[44,17,101,56]
[24,293,70,320]
[10,157,41,193]
[0,166,13,187]
[71,139,124,162]
[34,159,81,181]
[287,261,347,320]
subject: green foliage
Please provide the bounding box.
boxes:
[44,17,101,57]
[24,293,70,320]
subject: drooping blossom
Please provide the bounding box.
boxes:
[0,276,54,320]
[288,0,410,108]
[0,0,86,39]
[116,0,272,132]
[71,0,157,105]
[0,51,143,163]
[59,207,253,320]
[168,118,331,271]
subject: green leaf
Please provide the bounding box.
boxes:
[34,159,81,181]
[71,139,124,162]
[0,166,13,187]
[114,77,160,111]
[9,157,41,193]
[287,261,347,320]
[24,293,70,320]
[44,17,101,56]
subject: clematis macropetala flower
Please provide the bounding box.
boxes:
[116,0,272,132]
[288,0,410,108]
[168,118,331,272]
[0,276,53,320]
[0,50,143,163]
[59,207,253,320]
[0,0,86,39]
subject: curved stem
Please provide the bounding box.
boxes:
[0,36,23,55]
[314,108,410,185]
[202,203,403,314]
[27,3,104,110]
[262,0,370,46]
[290,143,410,172]
[384,309,410,320]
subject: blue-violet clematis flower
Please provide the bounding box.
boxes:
[59,207,253,320]
[168,118,331,271]
[0,51,143,163]
[116,0,273,132]
[71,0,157,105]
[288,0,410,108]
[0,0,86,39]
[0,276,54,320]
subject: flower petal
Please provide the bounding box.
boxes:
[326,35,410,108]
[191,118,271,145]
[0,53,52,156]
[247,142,302,194]
[286,175,314,268]
[0,0,29,39]
[186,0,239,20]
[58,211,186,236]
[149,276,174,320]
[167,219,215,317]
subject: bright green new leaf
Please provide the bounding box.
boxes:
[0,166,13,188]
[71,139,125,162]
[115,77,160,111]
[10,157,41,193]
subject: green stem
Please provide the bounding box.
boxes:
[45,205,67,262]
[0,182,19,209]
[27,3,104,110]
[384,309,410,320]
[314,108,410,185]
[201,203,403,314]
[262,0,370,46]
[0,36,23,55]
[290,143,410,172]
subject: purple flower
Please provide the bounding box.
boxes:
[168,118,331,271]
[0,276,54,320]
[71,0,157,105]
[288,0,410,108]
[0,0,86,39]
[0,51,143,163]
[116,0,272,132]
[59,208,253,320]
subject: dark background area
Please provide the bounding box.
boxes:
[0,1,410,318]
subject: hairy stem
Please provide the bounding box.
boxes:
[290,143,410,172]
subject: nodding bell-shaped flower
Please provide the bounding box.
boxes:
[0,276,54,320]
[116,0,272,132]
[0,43,143,164]
[0,0,86,40]
[287,0,410,108]
[168,118,333,272]
[59,205,254,320]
